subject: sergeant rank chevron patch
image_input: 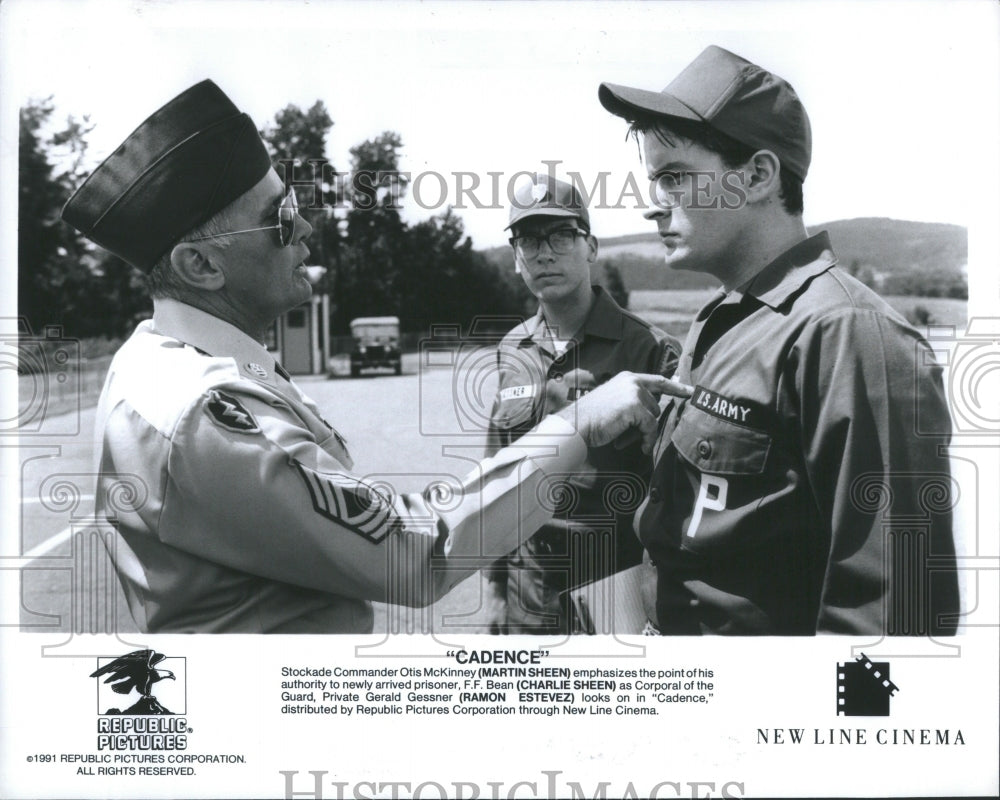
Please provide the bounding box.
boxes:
[293,463,401,543]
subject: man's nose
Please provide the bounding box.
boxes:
[296,212,314,241]
[644,205,670,222]
[534,238,557,259]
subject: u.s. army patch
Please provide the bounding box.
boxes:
[204,389,260,434]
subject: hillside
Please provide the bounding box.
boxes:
[812,218,967,275]
[483,218,968,296]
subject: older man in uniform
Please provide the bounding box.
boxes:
[483,174,680,634]
[598,46,960,635]
[61,80,688,633]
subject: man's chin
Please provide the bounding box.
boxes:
[296,266,315,289]
[281,281,313,313]
[662,252,696,272]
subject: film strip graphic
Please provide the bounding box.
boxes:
[837,652,900,716]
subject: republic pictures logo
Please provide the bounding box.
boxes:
[90,649,186,715]
[837,652,899,716]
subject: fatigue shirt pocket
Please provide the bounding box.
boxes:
[670,407,771,476]
[665,404,775,552]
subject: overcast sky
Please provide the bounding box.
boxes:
[2,0,998,259]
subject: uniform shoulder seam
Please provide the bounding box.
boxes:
[824,267,862,309]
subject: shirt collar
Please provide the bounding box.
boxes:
[518,286,624,347]
[741,231,838,310]
[151,298,281,384]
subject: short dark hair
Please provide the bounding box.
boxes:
[627,113,804,215]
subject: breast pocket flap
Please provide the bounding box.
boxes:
[670,407,771,476]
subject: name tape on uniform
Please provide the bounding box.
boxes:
[499,385,536,401]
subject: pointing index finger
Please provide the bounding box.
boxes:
[635,373,693,399]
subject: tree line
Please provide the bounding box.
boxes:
[18,97,534,344]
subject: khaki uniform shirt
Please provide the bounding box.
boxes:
[94,299,585,632]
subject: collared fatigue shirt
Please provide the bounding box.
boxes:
[94,299,586,633]
[636,233,959,635]
[486,287,679,633]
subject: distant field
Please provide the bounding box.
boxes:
[628,289,968,339]
[628,289,715,338]
[601,241,667,260]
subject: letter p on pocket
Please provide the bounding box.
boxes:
[686,474,728,538]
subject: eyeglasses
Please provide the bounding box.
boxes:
[189,187,300,247]
[509,227,586,258]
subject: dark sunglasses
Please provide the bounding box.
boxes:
[190,187,299,247]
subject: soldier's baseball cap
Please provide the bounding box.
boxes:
[62,79,272,271]
[598,45,811,181]
[506,174,590,232]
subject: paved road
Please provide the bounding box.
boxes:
[13,352,501,636]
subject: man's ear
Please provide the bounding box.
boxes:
[169,243,226,291]
[743,150,782,206]
[585,233,599,263]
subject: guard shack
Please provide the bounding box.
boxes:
[271,293,331,375]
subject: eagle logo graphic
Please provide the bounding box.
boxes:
[90,649,176,715]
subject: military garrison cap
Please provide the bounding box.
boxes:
[62,80,272,271]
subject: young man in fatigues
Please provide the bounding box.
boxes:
[483,174,681,634]
[61,81,690,634]
[598,46,959,635]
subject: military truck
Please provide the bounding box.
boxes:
[349,316,402,377]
